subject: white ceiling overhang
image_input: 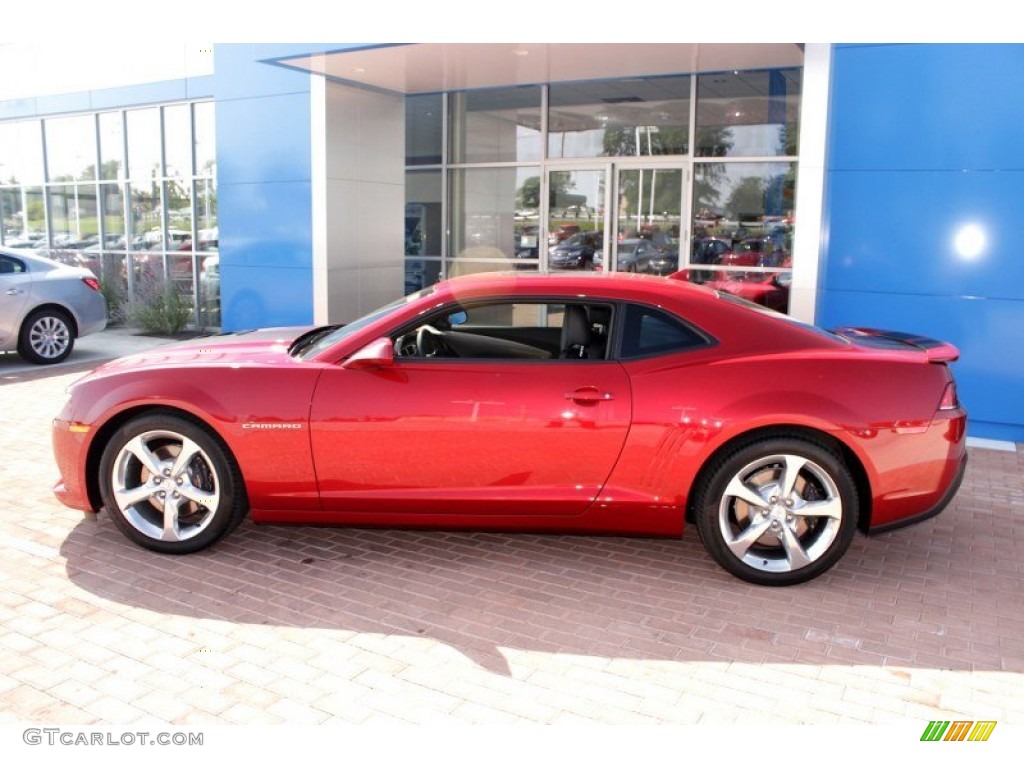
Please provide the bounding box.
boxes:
[273,43,804,95]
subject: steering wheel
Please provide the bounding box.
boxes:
[415,324,444,357]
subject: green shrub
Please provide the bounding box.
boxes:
[100,280,127,325]
[124,275,192,335]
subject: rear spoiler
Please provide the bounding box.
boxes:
[831,327,960,363]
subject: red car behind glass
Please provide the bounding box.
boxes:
[52,272,967,586]
[671,268,791,312]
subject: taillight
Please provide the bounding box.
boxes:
[939,381,959,410]
[82,277,101,292]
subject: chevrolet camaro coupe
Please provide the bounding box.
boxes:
[52,272,967,586]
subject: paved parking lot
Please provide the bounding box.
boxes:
[1,333,1023,726]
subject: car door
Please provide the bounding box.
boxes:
[308,301,632,516]
[0,253,31,348]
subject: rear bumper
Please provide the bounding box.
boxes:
[867,449,967,535]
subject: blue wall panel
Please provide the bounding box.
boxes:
[214,43,365,331]
[215,92,312,185]
[823,44,1024,441]
[830,44,1024,171]
[217,179,314,328]
[825,169,1024,298]
[215,44,313,331]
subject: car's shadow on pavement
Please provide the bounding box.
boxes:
[58,482,1024,676]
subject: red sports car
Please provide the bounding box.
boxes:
[52,273,967,586]
[670,268,791,312]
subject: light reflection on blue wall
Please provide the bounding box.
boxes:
[214,43,364,331]
[820,44,1024,441]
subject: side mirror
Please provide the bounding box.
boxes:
[448,310,468,326]
[342,337,395,370]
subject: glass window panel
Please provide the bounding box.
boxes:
[1,187,22,244]
[0,120,44,184]
[98,111,126,181]
[127,182,161,250]
[126,107,162,180]
[449,167,539,275]
[131,252,165,300]
[75,184,99,244]
[169,253,195,293]
[406,170,442,258]
[44,115,97,181]
[449,86,541,164]
[45,184,98,248]
[404,259,442,295]
[549,77,691,159]
[100,183,126,246]
[689,161,795,313]
[163,104,193,179]
[23,187,45,240]
[547,169,605,271]
[47,186,73,246]
[406,94,443,166]
[194,101,216,176]
[696,68,801,158]
[199,252,220,329]
[166,180,193,244]
[613,168,682,274]
[405,170,443,295]
[195,178,217,251]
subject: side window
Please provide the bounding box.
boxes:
[0,255,26,275]
[618,304,708,359]
[393,301,613,361]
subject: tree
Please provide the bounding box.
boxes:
[516,174,577,212]
[726,176,768,218]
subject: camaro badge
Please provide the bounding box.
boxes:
[242,422,303,430]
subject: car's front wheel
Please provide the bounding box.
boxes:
[18,308,74,364]
[98,413,247,553]
[694,437,858,586]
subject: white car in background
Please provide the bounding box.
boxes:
[0,248,107,364]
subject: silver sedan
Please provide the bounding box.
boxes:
[0,248,107,364]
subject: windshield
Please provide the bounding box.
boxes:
[292,287,434,360]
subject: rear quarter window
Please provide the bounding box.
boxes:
[618,304,710,358]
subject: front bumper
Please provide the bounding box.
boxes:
[52,417,96,513]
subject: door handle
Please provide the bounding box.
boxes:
[565,387,614,405]
[6,288,24,296]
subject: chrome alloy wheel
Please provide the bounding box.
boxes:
[28,314,71,360]
[717,453,843,574]
[110,429,221,543]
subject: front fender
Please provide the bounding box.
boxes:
[65,364,325,513]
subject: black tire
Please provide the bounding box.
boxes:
[98,413,247,554]
[18,308,74,364]
[693,437,858,586]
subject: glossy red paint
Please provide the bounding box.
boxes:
[52,272,968,585]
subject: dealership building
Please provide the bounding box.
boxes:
[1,43,1022,442]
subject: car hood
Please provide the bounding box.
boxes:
[94,326,315,373]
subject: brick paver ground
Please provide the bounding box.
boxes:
[1,342,1022,726]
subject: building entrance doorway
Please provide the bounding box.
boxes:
[543,161,689,276]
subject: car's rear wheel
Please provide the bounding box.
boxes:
[18,308,74,364]
[98,413,247,553]
[694,437,858,586]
